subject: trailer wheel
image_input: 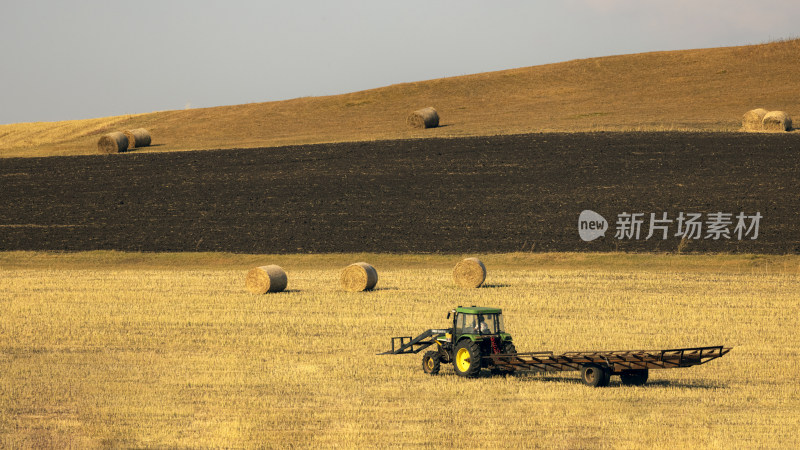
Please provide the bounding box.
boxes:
[453,339,482,378]
[580,364,611,387]
[422,351,441,375]
[620,369,648,386]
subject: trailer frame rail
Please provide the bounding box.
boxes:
[486,345,730,373]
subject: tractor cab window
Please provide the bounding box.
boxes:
[476,314,503,335]
[456,313,504,335]
[456,313,474,336]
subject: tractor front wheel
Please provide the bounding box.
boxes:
[453,339,482,378]
[422,351,441,375]
[580,364,611,387]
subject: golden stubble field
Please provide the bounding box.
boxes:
[1,252,798,448]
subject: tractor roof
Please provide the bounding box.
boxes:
[455,306,502,314]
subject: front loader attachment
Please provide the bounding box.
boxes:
[377,329,449,355]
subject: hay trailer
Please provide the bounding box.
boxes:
[379,306,730,387]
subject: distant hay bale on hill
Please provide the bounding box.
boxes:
[742,108,768,131]
[762,111,792,131]
[245,265,288,294]
[123,128,152,149]
[341,262,378,292]
[97,132,129,154]
[407,107,440,129]
[453,257,486,289]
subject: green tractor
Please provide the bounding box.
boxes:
[380,306,516,377]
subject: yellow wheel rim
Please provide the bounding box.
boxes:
[426,358,434,370]
[456,347,471,372]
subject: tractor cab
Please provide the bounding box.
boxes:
[449,306,506,340]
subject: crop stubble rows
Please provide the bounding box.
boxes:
[1,263,798,447]
[1,132,798,253]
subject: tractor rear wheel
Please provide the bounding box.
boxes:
[580,364,611,387]
[422,351,441,375]
[620,369,648,386]
[453,339,482,378]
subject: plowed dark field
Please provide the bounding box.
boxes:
[1,132,798,253]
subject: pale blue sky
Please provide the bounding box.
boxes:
[1,0,798,124]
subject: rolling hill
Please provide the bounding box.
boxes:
[1,39,798,158]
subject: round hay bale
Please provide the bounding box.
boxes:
[97,132,129,154]
[340,262,378,292]
[407,107,440,129]
[762,111,792,132]
[245,265,288,294]
[453,257,486,289]
[742,108,768,131]
[123,128,152,149]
